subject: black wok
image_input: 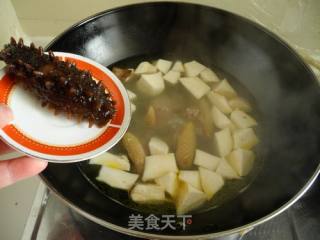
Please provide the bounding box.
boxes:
[41,2,320,239]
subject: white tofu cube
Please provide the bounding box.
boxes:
[135,61,157,74]
[199,167,224,200]
[200,68,220,82]
[142,153,178,181]
[216,159,240,179]
[179,170,202,191]
[213,79,237,98]
[184,61,206,77]
[155,172,179,198]
[155,59,172,74]
[230,110,257,128]
[214,128,233,157]
[207,92,232,114]
[229,97,252,112]
[136,72,165,96]
[175,182,207,214]
[194,149,221,171]
[96,166,138,190]
[131,183,166,203]
[126,89,137,101]
[171,61,184,72]
[228,149,255,177]
[212,106,232,129]
[90,152,130,171]
[148,137,169,155]
[233,128,259,150]
[163,70,181,85]
[180,77,210,99]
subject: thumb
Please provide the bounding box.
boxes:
[0,104,13,128]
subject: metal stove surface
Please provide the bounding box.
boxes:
[23,177,320,240]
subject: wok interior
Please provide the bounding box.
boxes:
[42,2,320,236]
[78,54,262,215]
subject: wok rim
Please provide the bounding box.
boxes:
[41,1,320,238]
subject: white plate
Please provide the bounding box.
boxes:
[0,52,131,162]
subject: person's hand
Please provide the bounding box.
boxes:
[0,104,47,189]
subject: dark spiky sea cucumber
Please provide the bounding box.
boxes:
[0,38,116,127]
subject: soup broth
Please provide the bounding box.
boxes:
[79,56,262,215]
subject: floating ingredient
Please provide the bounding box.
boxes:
[111,67,135,82]
[155,172,179,198]
[184,60,206,77]
[144,105,156,127]
[171,61,184,72]
[96,166,139,190]
[179,77,210,99]
[178,170,202,191]
[194,149,221,171]
[227,149,255,177]
[175,121,197,169]
[199,167,224,200]
[148,137,169,155]
[199,68,220,83]
[136,72,165,96]
[89,152,130,171]
[131,183,166,204]
[163,70,180,85]
[229,97,252,112]
[207,91,232,114]
[135,61,157,74]
[122,132,145,174]
[175,181,207,215]
[213,79,237,98]
[198,98,214,137]
[142,153,178,181]
[155,59,172,74]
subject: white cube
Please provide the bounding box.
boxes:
[171,61,184,72]
[213,79,237,98]
[200,68,220,82]
[142,153,178,181]
[216,159,240,179]
[148,137,169,155]
[228,149,255,176]
[233,128,259,150]
[194,149,221,171]
[135,61,157,74]
[211,106,232,129]
[230,110,257,128]
[136,72,165,96]
[207,91,233,114]
[155,59,173,74]
[184,61,206,77]
[180,77,210,99]
[214,128,233,157]
[163,70,181,85]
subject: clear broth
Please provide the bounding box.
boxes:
[79,56,263,214]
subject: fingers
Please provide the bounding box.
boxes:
[0,140,11,154]
[0,104,13,128]
[0,157,48,189]
[0,104,47,189]
[0,104,14,156]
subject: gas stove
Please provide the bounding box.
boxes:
[22,176,320,240]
